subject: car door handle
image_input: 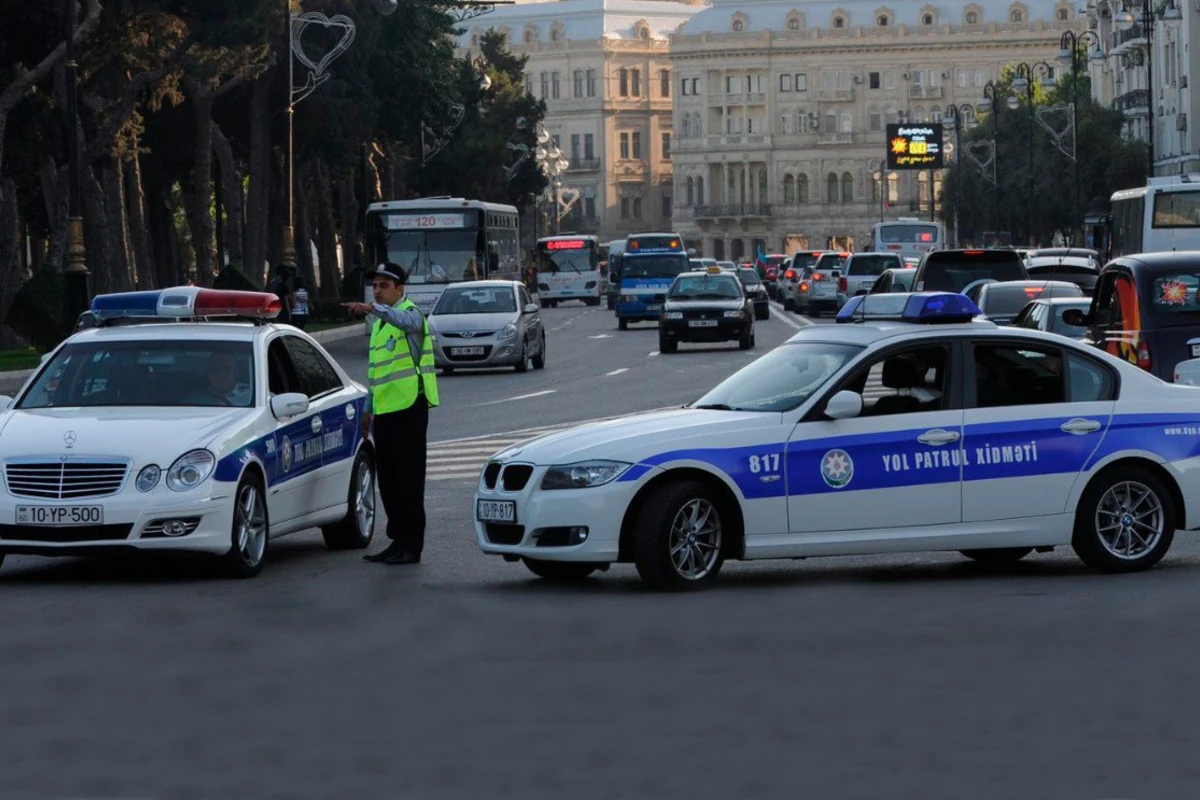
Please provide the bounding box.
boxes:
[917,429,960,446]
[1061,418,1102,435]
[311,415,323,434]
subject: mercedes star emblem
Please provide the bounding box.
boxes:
[63,430,78,448]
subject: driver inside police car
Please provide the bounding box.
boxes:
[187,351,251,407]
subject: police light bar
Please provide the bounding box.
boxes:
[836,292,982,324]
[91,287,283,322]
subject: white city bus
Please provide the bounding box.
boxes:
[534,235,602,307]
[362,197,521,316]
[1109,175,1200,259]
[870,218,943,263]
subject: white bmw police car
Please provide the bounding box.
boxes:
[0,287,375,577]
[476,292,1200,589]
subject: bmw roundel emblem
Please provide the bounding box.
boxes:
[820,449,854,489]
[280,436,292,473]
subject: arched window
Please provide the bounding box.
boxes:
[877,15,890,27]
[686,177,695,206]
[693,113,702,136]
[1010,10,1024,22]
[638,26,649,39]
[827,172,839,203]
[697,177,705,205]
[872,171,883,204]
[1057,8,1069,21]
[922,13,934,25]
[841,112,852,132]
[842,172,854,203]
[783,174,796,204]
[682,116,691,137]
[833,16,846,28]
[732,18,744,31]
[758,167,768,204]
[788,16,802,30]
[798,173,809,203]
[781,111,792,134]
[966,11,979,24]
[523,26,537,43]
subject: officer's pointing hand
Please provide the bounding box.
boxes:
[342,301,372,316]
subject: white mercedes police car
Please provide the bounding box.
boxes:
[0,287,375,577]
[476,292,1200,589]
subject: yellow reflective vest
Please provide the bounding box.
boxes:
[367,298,440,413]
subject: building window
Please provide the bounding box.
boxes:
[842,172,853,203]
[869,71,880,89]
[726,75,737,93]
[620,132,630,159]
[697,177,705,205]
[525,74,533,95]
[966,11,979,24]
[869,112,882,131]
[1011,10,1025,23]
[690,77,699,94]
[841,112,853,132]
[922,13,934,25]
[524,28,536,43]
[797,174,809,203]
[660,69,670,97]
[587,69,597,97]
[780,74,792,92]
[780,111,791,134]
[827,173,839,203]
[631,69,641,96]
[974,69,984,87]
[686,177,695,206]
[877,15,890,26]
[682,115,691,137]
[584,196,595,219]
[632,131,642,159]
[661,192,672,219]
[788,16,801,30]
[795,74,807,92]
[661,132,671,160]
[732,18,744,32]
[574,70,584,97]
[632,196,642,219]
[584,133,594,159]
[540,72,549,99]
[1057,8,1069,21]
[619,68,629,96]
[551,71,560,99]
[783,174,796,204]
[570,134,580,162]
[833,15,846,28]
[681,77,690,96]
[621,197,631,219]
[825,111,837,132]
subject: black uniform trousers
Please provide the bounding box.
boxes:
[372,395,429,555]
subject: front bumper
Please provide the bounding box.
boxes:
[0,488,237,556]
[433,336,522,368]
[474,462,639,562]
[660,317,749,342]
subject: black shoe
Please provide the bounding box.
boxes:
[363,541,406,563]
[382,550,421,565]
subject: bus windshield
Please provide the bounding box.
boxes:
[536,241,598,273]
[621,254,690,279]
[380,229,480,283]
[878,224,939,244]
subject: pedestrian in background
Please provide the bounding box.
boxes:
[292,278,310,330]
[341,262,439,565]
[267,265,294,326]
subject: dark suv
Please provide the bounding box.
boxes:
[913,249,1028,293]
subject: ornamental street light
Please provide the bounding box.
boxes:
[980,80,1004,244]
[1011,61,1054,247]
[533,123,570,236]
[1057,30,1106,244]
[943,104,977,248]
[62,0,88,334]
[1115,1,1157,177]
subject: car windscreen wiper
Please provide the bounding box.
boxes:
[690,403,738,410]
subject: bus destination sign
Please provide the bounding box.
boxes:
[886,124,944,170]
[545,239,589,250]
[384,213,467,230]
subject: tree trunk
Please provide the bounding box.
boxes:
[147,181,179,288]
[338,170,358,292]
[244,77,272,285]
[295,160,317,294]
[83,162,113,296]
[185,89,215,287]
[40,160,68,275]
[101,159,133,292]
[212,121,245,275]
[125,150,155,288]
[384,141,399,200]
[314,158,339,298]
[0,177,23,347]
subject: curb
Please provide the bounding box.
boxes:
[0,323,363,394]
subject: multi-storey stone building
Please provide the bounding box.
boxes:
[456,0,704,245]
[670,1,1082,259]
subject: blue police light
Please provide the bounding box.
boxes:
[91,287,283,322]
[836,292,982,324]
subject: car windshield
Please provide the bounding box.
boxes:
[1052,302,1091,336]
[790,254,819,271]
[691,342,863,412]
[919,251,1027,292]
[846,255,897,276]
[17,340,255,409]
[738,269,762,286]
[1146,272,1200,319]
[983,284,1081,317]
[669,275,742,299]
[1027,259,1098,274]
[433,286,516,315]
[623,254,690,279]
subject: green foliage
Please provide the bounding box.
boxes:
[8,268,65,352]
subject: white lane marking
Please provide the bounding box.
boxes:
[648,351,660,358]
[588,334,613,339]
[475,389,557,407]
[606,368,629,376]
[769,302,809,329]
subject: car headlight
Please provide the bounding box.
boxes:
[541,460,631,490]
[136,464,161,492]
[723,309,745,319]
[663,311,683,320]
[166,449,216,492]
[499,322,517,340]
[620,294,638,303]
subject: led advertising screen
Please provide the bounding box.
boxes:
[886,124,944,170]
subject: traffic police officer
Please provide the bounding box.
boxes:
[342,262,439,565]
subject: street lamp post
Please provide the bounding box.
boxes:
[1057,30,1106,244]
[942,104,975,249]
[62,0,89,332]
[1114,1,1156,177]
[980,81,1003,245]
[1011,61,1054,248]
[534,124,570,236]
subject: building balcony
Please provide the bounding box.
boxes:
[817,133,854,145]
[1112,23,1148,55]
[568,158,601,172]
[703,134,773,149]
[614,161,649,182]
[1114,88,1149,117]
[908,85,944,99]
[694,204,772,219]
[817,88,855,102]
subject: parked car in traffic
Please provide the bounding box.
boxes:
[966,280,1084,326]
[429,281,546,374]
[836,252,905,307]
[1024,248,1102,295]
[868,267,917,294]
[658,267,756,353]
[913,248,1028,293]
[1012,296,1093,340]
[792,252,847,315]
[737,267,771,320]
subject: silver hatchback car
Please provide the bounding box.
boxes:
[428,281,546,374]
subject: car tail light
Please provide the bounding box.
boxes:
[1137,340,1152,372]
[784,269,796,280]
[812,272,823,281]
[799,281,810,292]
[838,276,848,292]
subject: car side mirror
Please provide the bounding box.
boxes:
[270,392,309,419]
[0,395,12,412]
[524,303,539,314]
[1061,308,1090,327]
[824,390,863,420]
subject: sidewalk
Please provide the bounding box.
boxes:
[0,322,364,396]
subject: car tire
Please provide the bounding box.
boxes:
[738,325,753,350]
[659,334,677,354]
[783,297,795,312]
[515,342,529,373]
[633,479,726,590]
[532,334,546,369]
[586,298,600,307]
[522,558,600,582]
[1071,466,1175,573]
[959,547,1033,564]
[618,318,628,331]
[219,472,269,578]
[756,306,769,321]
[321,449,376,550]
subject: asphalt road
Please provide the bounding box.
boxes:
[1,300,1198,799]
